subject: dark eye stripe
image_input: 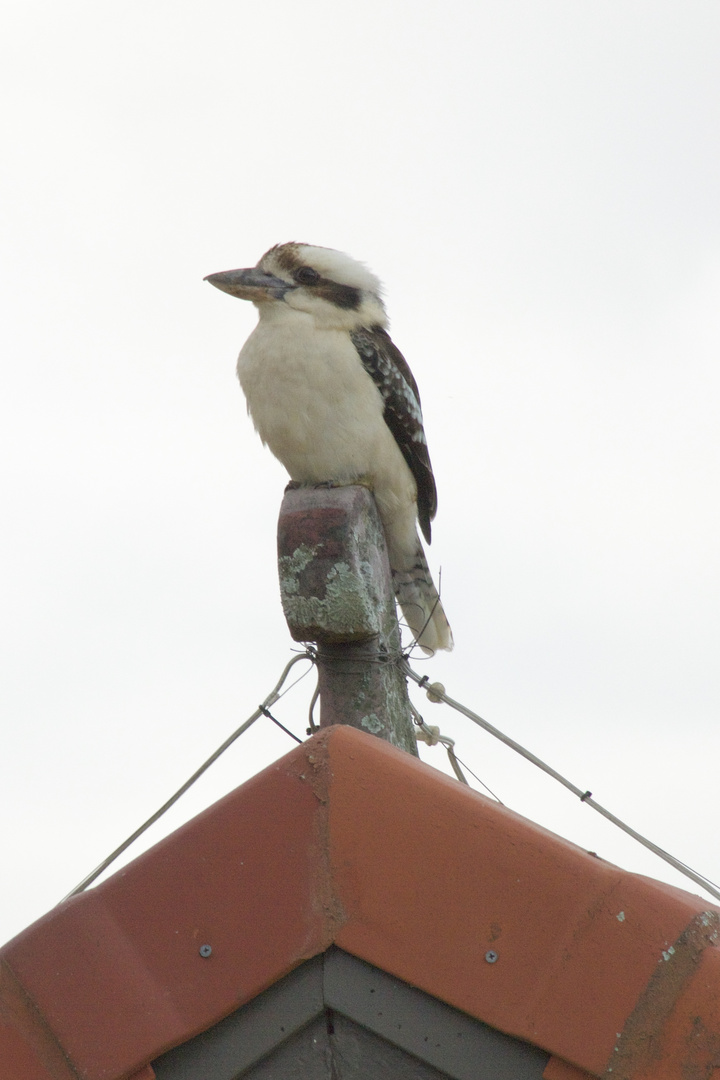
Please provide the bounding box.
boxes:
[316,281,361,310]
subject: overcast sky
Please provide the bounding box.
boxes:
[1,1,719,946]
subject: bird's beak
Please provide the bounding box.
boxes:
[204,268,294,302]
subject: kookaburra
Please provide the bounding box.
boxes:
[205,242,453,654]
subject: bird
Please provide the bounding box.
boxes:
[205,242,453,654]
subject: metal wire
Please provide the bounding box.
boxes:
[307,680,320,733]
[60,642,720,908]
[61,651,314,901]
[402,659,720,903]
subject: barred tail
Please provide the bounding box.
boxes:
[391,536,453,655]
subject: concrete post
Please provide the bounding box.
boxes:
[277,484,418,756]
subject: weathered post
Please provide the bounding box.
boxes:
[277,484,418,755]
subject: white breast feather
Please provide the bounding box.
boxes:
[237,306,418,559]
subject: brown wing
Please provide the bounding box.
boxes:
[350,325,437,544]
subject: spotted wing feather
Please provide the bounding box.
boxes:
[350,326,437,544]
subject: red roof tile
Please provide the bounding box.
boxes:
[1,726,718,1080]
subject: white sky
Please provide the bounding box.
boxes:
[1,1,719,946]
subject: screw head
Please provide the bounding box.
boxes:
[199,944,212,958]
[485,950,498,964]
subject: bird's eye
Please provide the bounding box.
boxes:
[294,266,320,285]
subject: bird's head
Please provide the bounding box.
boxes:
[205,243,388,330]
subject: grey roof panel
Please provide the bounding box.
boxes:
[324,949,548,1080]
[242,1013,454,1080]
[153,948,550,1080]
[153,955,324,1080]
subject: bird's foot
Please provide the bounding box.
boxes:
[285,477,374,492]
[315,475,374,492]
